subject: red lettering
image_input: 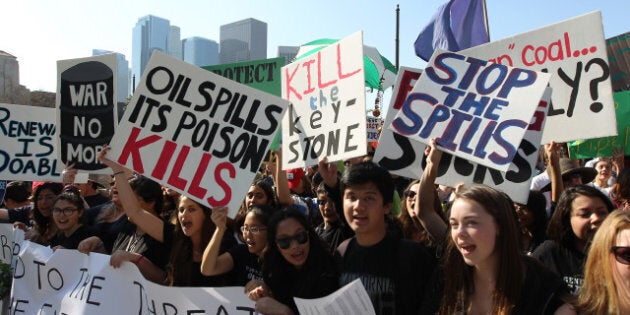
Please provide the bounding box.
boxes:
[118,127,161,173]
[393,70,421,110]
[302,60,316,95]
[522,45,535,66]
[284,66,301,101]
[317,51,337,88]
[151,140,177,180]
[207,162,235,207]
[337,44,361,79]
[167,145,190,191]
[188,152,211,199]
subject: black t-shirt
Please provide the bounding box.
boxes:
[228,244,263,286]
[7,205,32,225]
[337,233,436,315]
[112,221,169,270]
[531,240,585,295]
[50,225,98,249]
[94,214,129,254]
[315,220,352,255]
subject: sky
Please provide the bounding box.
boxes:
[3,0,630,114]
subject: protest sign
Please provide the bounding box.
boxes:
[0,224,23,266]
[11,241,257,314]
[607,32,630,92]
[203,57,284,96]
[568,90,630,158]
[107,51,289,216]
[375,68,550,203]
[366,116,382,143]
[460,11,616,144]
[0,181,5,206]
[0,104,62,181]
[295,279,375,315]
[57,54,118,173]
[389,49,550,172]
[281,31,366,169]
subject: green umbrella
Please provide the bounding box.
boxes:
[294,38,398,90]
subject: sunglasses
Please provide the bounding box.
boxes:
[405,190,417,199]
[612,246,630,265]
[276,231,309,250]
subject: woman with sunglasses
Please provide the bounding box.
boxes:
[249,208,338,315]
[577,210,630,313]
[201,205,277,286]
[398,180,447,254]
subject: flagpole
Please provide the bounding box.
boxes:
[482,0,490,41]
[395,4,400,69]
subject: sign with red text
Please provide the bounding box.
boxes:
[11,241,257,314]
[57,54,118,173]
[107,51,289,217]
[376,70,550,204]
[0,104,62,181]
[281,31,366,169]
[366,116,382,143]
[389,49,550,172]
[460,11,616,144]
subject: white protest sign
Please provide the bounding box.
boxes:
[0,223,23,266]
[389,49,550,172]
[0,104,63,181]
[282,31,366,169]
[56,54,118,174]
[366,116,382,143]
[11,241,257,314]
[107,51,289,217]
[295,279,375,315]
[460,11,615,143]
[375,68,550,203]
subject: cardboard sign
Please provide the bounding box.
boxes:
[568,90,630,158]
[366,116,382,143]
[375,68,550,203]
[57,54,118,173]
[389,49,550,172]
[460,11,616,144]
[281,31,367,169]
[0,104,62,181]
[107,51,289,217]
[11,241,257,314]
[606,32,630,92]
[203,57,284,96]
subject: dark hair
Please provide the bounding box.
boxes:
[129,176,164,215]
[520,190,548,249]
[5,181,30,203]
[610,168,630,206]
[262,208,336,304]
[547,185,615,249]
[54,190,86,224]
[340,161,394,205]
[232,179,279,234]
[167,196,216,286]
[247,205,277,227]
[440,185,523,314]
[32,182,64,240]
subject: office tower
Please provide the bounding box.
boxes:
[92,49,130,103]
[132,15,170,87]
[168,26,182,59]
[0,50,19,98]
[277,46,299,65]
[182,37,219,67]
[219,18,267,64]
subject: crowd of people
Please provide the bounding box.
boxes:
[1,140,630,314]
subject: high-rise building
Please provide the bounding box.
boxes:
[277,46,299,65]
[92,49,130,103]
[132,15,171,88]
[182,37,219,67]
[168,26,182,59]
[219,18,267,64]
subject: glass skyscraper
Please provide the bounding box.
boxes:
[182,37,219,67]
[219,18,267,64]
[92,49,130,103]
[132,15,172,88]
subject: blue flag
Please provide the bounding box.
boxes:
[414,0,489,61]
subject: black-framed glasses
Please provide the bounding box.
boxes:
[240,226,267,234]
[405,190,417,199]
[52,207,78,216]
[276,231,309,250]
[612,246,630,265]
[317,199,328,207]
